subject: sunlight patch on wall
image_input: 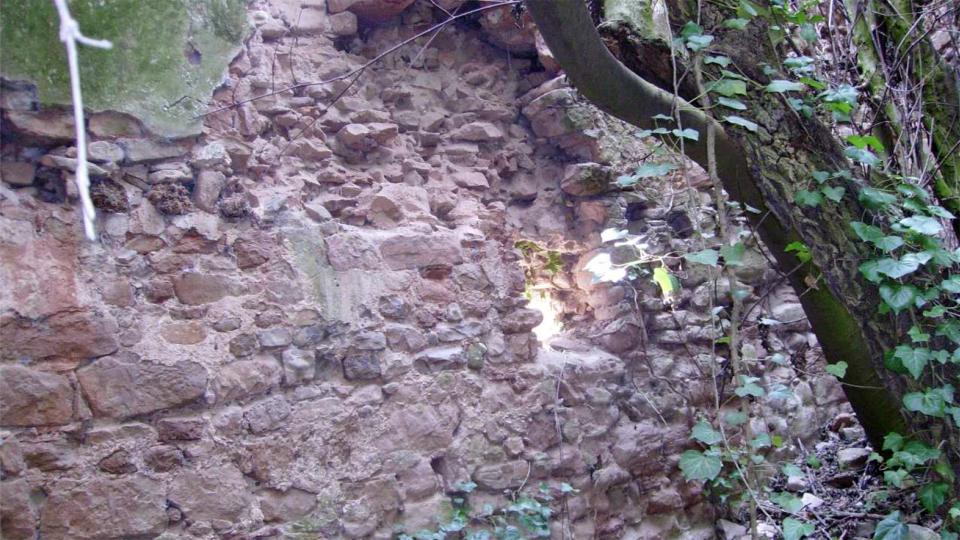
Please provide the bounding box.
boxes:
[527,287,564,342]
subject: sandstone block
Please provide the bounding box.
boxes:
[172,272,232,305]
[77,352,207,418]
[0,365,74,426]
[379,230,463,270]
[40,476,166,539]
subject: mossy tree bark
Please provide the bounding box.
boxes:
[528,0,960,472]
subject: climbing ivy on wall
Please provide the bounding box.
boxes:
[583,0,960,537]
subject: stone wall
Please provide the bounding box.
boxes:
[0,2,849,539]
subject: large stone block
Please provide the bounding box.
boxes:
[0,365,73,426]
[171,272,233,305]
[1,308,118,361]
[168,464,251,525]
[378,230,463,270]
[77,352,207,418]
[39,476,166,540]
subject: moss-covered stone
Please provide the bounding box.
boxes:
[1,0,248,137]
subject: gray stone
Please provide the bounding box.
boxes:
[244,395,291,433]
[836,447,871,469]
[258,327,292,348]
[282,348,315,385]
[473,460,529,490]
[213,355,283,403]
[343,354,382,380]
[450,122,504,142]
[168,465,251,524]
[414,346,466,372]
[353,330,386,350]
[87,141,125,163]
[501,308,543,333]
[560,162,613,197]
[193,170,226,213]
[259,488,317,522]
[120,139,186,163]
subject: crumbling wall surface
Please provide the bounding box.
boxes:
[0,2,848,539]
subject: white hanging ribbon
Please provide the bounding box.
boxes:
[52,0,112,240]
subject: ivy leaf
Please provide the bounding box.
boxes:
[918,482,949,513]
[679,450,722,481]
[672,128,700,141]
[653,267,681,299]
[686,34,715,51]
[941,276,960,293]
[937,320,960,344]
[691,421,723,445]
[882,432,904,452]
[709,79,748,97]
[873,236,904,252]
[723,18,750,29]
[845,146,881,167]
[846,134,886,153]
[784,241,812,263]
[874,258,920,279]
[825,361,848,378]
[883,468,908,487]
[879,284,917,313]
[772,492,804,514]
[926,205,955,219]
[907,325,930,343]
[735,375,765,397]
[720,242,746,266]
[784,56,815,71]
[782,463,803,477]
[850,221,884,243]
[684,249,720,267]
[859,187,897,209]
[705,55,732,67]
[651,113,674,121]
[873,511,910,540]
[795,189,823,207]
[859,260,883,282]
[717,97,747,110]
[799,76,827,90]
[900,215,943,236]
[724,115,759,132]
[903,390,948,418]
[821,185,845,202]
[724,409,749,426]
[766,80,806,93]
[783,518,815,540]
[893,345,930,379]
[812,170,831,184]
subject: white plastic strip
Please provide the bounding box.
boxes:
[52,0,112,240]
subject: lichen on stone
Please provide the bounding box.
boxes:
[0,0,248,137]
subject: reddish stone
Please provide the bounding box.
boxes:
[160,321,207,345]
[76,352,207,418]
[171,272,231,305]
[0,365,73,427]
[40,477,166,539]
[1,308,118,362]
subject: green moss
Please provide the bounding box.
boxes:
[0,0,248,137]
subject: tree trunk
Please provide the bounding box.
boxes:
[528,0,960,471]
